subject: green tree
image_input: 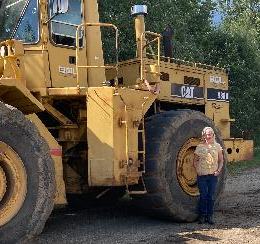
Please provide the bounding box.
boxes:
[98,0,215,61]
[98,0,260,141]
[214,0,260,140]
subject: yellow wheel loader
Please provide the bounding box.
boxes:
[0,0,253,242]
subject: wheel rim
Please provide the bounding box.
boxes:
[0,166,7,201]
[176,138,200,196]
[0,141,27,226]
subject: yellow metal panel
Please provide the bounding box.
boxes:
[24,52,51,89]
[47,43,88,88]
[87,88,115,185]
[205,101,231,139]
[204,71,228,90]
[116,61,140,86]
[87,87,156,186]
[156,60,206,104]
[0,78,44,114]
[89,159,114,185]
[48,87,88,96]
[224,139,254,162]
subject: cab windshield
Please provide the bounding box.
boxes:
[0,0,39,43]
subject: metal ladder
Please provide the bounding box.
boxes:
[126,117,147,195]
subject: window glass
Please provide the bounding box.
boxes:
[0,0,27,41]
[50,0,82,46]
[14,0,39,43]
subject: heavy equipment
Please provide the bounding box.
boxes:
[0,0,253,242]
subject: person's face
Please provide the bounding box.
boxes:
[204,129,214,143]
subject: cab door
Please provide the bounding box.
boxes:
[47,0,87,88]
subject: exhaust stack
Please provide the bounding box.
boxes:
[131,5,147,58]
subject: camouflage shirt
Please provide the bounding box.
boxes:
[194,142,222,176]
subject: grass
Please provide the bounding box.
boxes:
[227,147,260,175]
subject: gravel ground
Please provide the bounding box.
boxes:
[32,166,260,244]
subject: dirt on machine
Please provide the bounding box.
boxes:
[0,0,253,243]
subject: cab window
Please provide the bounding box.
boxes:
[49,0,82,47]
[14,0,39,43]
[0,0,39,43]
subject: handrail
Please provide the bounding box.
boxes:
[75,22,119,88]
[147,54,227,72]
[140,31,161,83]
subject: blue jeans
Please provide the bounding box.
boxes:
[197,174,218,216]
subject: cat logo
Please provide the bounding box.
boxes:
[181,86,194,98]
[171,84,204,100]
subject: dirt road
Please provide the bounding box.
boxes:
[33,166,260,244]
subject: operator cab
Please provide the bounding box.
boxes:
[0,0,82,47]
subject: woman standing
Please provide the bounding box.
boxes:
[193,127,224,224]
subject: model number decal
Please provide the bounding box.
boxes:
[207,88,229,102]
[210,75,224,84]
[59,66,77,76]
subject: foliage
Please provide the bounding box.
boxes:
[0,1,258,142]
[201,26,260,139]
[99,0,215,61]
[215,0,260,140]
[99,0,260,141]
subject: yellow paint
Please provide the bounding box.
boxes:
[0,0,253,201]
[224,139,254,162]
[87,87,156,186]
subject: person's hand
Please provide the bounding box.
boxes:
[214,170,221,176]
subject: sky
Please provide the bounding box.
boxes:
[213,11,223,25]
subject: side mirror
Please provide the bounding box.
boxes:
[53,0,69,14]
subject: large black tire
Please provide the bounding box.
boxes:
[0,102,55,243]
[137,110,226,222]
